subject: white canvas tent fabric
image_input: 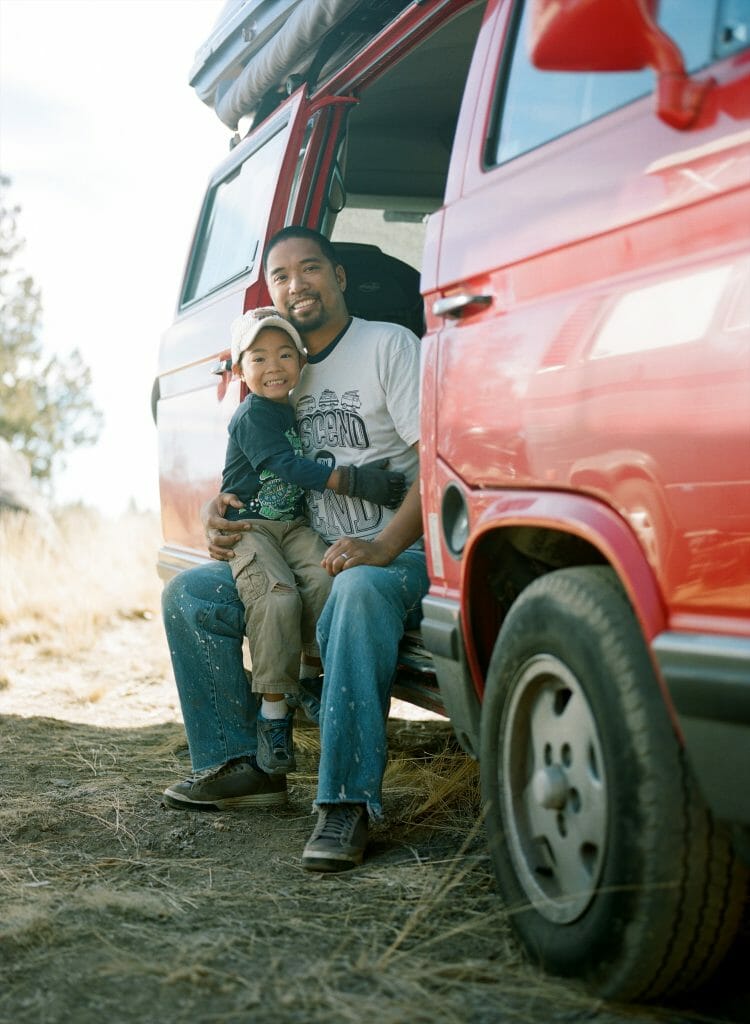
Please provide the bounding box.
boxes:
[210,0,362,129]
[190,0,304,106]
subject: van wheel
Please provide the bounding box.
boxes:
[479,565,747,1001]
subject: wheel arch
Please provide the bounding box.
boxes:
[460,490,672,712]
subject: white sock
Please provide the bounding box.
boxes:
[261,697,288,719]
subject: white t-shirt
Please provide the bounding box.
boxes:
[291,317,420,544]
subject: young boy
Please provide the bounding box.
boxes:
[222,307,406,776]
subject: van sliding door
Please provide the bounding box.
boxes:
[155,92,315,574]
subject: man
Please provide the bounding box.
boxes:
[162,226,428,872]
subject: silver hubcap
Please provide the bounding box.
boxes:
[501,655,607,924]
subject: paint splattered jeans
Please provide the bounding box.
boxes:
[161,548,429,818]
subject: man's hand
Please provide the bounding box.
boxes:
[201,492,251,561]
[323,444,424,574]
[321,536,396,576]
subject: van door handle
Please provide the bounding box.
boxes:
[432,294,492,318]
[212,358,232,375]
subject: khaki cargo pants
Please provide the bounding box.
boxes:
[229,517,331,695]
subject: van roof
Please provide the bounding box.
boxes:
[189,0,413,130]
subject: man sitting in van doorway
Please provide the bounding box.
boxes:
[162,226,427,872]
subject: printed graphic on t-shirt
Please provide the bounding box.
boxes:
[296,389,382,540]
[297,389,369,454]
[340,390,361,411]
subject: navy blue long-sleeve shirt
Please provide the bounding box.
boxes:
[221,393,331,522]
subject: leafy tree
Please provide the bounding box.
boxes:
[0,175,102,486]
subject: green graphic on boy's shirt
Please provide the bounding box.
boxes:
[257,427,305,520]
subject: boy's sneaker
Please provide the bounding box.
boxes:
[301,803,368,872]
[163,756,287,811]
[256,711,296,775]
[286,675,323,725]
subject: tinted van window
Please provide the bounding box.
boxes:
[182,126,287,306]
[491,0,727,166]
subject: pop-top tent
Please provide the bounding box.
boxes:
[189,0,413,130]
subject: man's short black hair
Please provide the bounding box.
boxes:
[263,226,341,273]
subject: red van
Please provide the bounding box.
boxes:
[156,0,750,1000]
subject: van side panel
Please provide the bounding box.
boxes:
[424,3,750,627]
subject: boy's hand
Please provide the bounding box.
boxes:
[344,459,407,509]
[201,492,251,560]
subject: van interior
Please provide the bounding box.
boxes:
[327,2,487,272]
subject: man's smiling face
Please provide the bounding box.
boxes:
[265,236,348,345]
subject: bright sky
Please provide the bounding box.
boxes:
[0,0,229,514]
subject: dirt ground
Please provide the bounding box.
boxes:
[1,613,748,1024]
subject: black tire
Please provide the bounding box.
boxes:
[479,565,747,1001]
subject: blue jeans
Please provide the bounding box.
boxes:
[162,549,429,818]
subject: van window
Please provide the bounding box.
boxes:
[491,0,731,166]
[331,204,430,271]
[182,126,288,306]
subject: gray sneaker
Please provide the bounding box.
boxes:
[286,675,323,725]
[302,803,368,872]
[256,710,296,775]
[163,756,287,811]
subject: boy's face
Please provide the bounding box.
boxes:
[239,326,302,403]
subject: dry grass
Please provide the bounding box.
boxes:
[1,507,746,1024]
[0,506,162,651]
[1,710,627,1024]
[2,807,739,1024]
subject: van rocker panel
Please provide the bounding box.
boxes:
[421,594,481,760]
[653,631,750,827]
